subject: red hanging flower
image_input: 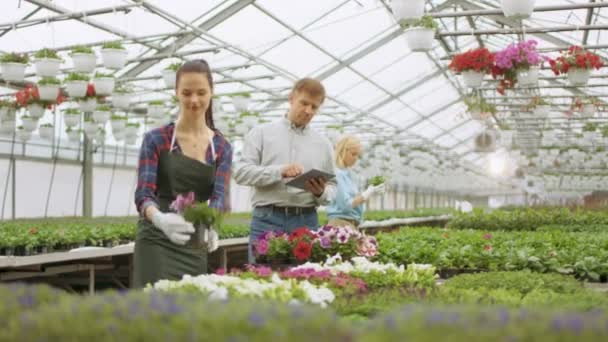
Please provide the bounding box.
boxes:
[549,45,603,75]
[293,240,312,261]
[448,48,495,73]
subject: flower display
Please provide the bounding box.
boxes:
[14,84,65,109]
[448,47,495,73]
[491,40,545,94]
[549,46,603,75]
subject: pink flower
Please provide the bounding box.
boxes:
[215,268,226,275]
[169,191,195,213]
[319,237,332,249]
[255,239,269,255]
[483,234,492,240]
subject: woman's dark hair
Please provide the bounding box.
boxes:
[175,59,215,129]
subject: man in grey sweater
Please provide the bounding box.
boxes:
[233,78,337,263]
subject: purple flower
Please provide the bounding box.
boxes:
[319,237,332,249]
[336,230,349,244]
[169,191,195,213]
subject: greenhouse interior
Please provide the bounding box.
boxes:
[1,0,608,340]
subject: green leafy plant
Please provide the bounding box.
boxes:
[464,96,497,114]
[399,15,438,30]
[40,123,53,128]
[125,122,140,128]
[149,100,164,105]
[64,72,90,82]
[582,122,598,132]
[95,105,111,112]
[34,48,62,60]
[369,176,385,186]
[165,62,182,71]
[70,45,94,54]
[113,84,132,93]
[64,108,81,115]
[101,41,125,50]
[37,77,61,86]
[228,92,251,98]
[0,52,29,64]
[94,71,114,78]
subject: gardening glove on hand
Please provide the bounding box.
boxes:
[362,184,386,200]
[207,227,219,253]
[151,212,195,245]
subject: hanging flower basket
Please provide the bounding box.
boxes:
[464,97,496,121]
[78,98,97,112]
[21,117,38,132]
[230,93,251,112]
[1,62,27,82]
[82,121,99,136]
[501,0,536,19]
[38,125,54,140]
[461,70,485,88]
[16,128,32,141]
[63,109,81,127]
[70,46,97,73]
[92,74,115,96]
[66,129,81,143]
[449,48,494,88]
[0,119,16,135]
[111,116,128,133]
[100,46,128,70]
[92,105,111,124]
[33,49,63,77]
[37,83,60,102]
[549,46,603,86]
[516,66,539,86]
[112,93,131,109]
[391,0,425,24]
[27,103,45,119]
[162,63,181,88]
[400,16,437,52]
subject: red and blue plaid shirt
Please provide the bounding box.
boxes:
[135,123,232,214]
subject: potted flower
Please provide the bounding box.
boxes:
[37,76,62,102]
[527,96,550,117]
[111,84,132,109]
[464,96,496,121]
[549,46,603,85]
[110,114,128,133]
[390,0,425,24]
[582,122,599,144]
[38,123,54,140]
[501,0,536,19]
[448,47,495,88]
[15,125,32,141]
[229,92,251,112]
[82,118,99,136]
[125,122,140,139]
[147,100,165,118]
[100,41,128,69]
[92,104,112,124]
[69,45,96,73]
[92,71,115,96]
[162,62,181,88]
[571,97,597,117]
[492,40,545,92]
[78,84,99,112]
[63,108,81,127]
[0,52,29,82]
[399,15,437,52]
[26,99,47,120]
[20,115,38,132]
[65,126,81,143]
[63,72,90,98]
[33,48,63,77]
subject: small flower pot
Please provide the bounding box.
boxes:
[403,27,435,52]
[92,77,115,96]
[461,70,484,88]
[39,126,54,140]
[100,48,128,69]
[64,80,88,98]
[21,117,39,131]
[63,114,81,127]
[1,62,27,82]
[162,69,176,88]
[34,58,62,77]
[27,103,45,119]
[501,0,536,19]
[71,53,96,73]
[92,110,111,124]
[38,84,60,101]
[391,0,425,23]
[78,98,97,112]
[567,68,591,85]
[517,66,539,86]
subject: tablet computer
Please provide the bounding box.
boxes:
[285,169,335,190]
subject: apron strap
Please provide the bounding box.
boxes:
[170,124,217,163]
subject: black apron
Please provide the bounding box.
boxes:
[133,131,216,288]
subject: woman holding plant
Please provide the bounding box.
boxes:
[133,59,233,288]
[326,136,385,229]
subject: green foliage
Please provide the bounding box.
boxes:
[40,123,53,128]
[400,15,438,30]
[368,176,385,186]
[64,72,90,82]
[228,92,251,98]
[95,105,111,112]
[94,71,114,78]
[149,100,164,105]
[582,122,598,132]
[37,77,61,86]
[34,48,61,60]
[70,45,94,54]
[183,202,223,230]
[464,96,497,114]
[164,62,182,71]
[101,41,125,50]
[64,108,81,115]
[442,271,583,295]
[0,52,29,64]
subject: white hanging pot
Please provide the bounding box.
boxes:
[64,80,88,98]
[1,62,27,82]
[147,105,165,118]
[501,0,536,19]
[82,121,98,136]
[71,53,96,73]
[38,126,54,140]
[241,115,258,130]
[403,27,435,52]
[533,105,550,118]
[67,130,81,143]
[27,104,45,119]
[100,49,128,69]
[111,93,131,109]
[111,119,127,133]
[468,109,490,121]
[232,96,250,112]
[461,70,485,88]
[34,58,62,77]
[125,125,139,138]
[125,134,138,145]
[391,0,425,24]
[63,113,81,127]
[92,77,115,96]
[517,66,539,86]
[16,129,32,141]
[0,119,15,135]
[162,69,176,89]
[567,68,591,85]
[38,84,60,101]
[582,104,596,117]
[113,129,126,141]
[78,98,97,112]
[21,117,38,132]
[92,110,111,124]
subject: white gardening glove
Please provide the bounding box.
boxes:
[361,183,386,200]
[151,212,195,245]
[207,227,219,253]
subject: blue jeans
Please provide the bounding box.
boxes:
[248,206,318,263]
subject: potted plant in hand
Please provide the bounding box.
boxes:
[400,15,437,52]
[0,52,29,82]
[33,48,63,77]
[100,41,128,69]
[448,47,495,88]
[549,46,603,85]
[63,72,90,98]
[69,45,96,73]
[162,62,181,89]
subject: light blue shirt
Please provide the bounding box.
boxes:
[326,168,363,223]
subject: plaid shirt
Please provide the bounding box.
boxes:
[135,123,233,214]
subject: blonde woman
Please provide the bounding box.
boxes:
[326,136,385,229]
